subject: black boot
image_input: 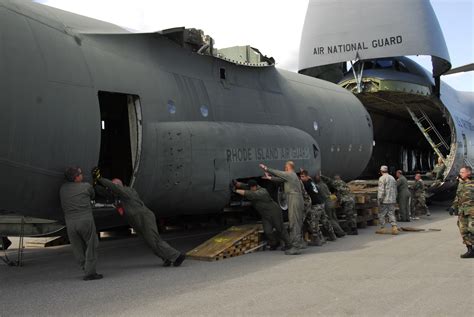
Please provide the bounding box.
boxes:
[173,253,186,267]
[327,228,337,241]
[460,245,474,258]
[83,273,103,281]
[308,233,324,246]
[348,227,358,235]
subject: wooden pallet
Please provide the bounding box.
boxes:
[187,224,264,261]
[24,236,68,248]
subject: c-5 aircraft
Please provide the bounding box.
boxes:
[0,0,373,236]
[1,0,471,239]
[299,0,473,199]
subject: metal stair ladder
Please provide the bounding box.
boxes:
[406,106,449,163]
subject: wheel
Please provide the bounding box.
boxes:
[277,185,288,211]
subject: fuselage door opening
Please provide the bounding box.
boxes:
[98,91,142,186]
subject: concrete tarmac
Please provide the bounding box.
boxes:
[1,206,473,316]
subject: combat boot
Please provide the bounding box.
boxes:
[308,233,324,246]
[348,227,358,235]
[335,230,346,238]
[391,225,399,235]
[83,273,103,281]
[173,253,186,267]
[460,245,474,258]
[327,229,337,241]
[375,227,386,234]
[284,247,302,255]
[281,245,291,251]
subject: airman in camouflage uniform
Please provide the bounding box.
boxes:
[316,176,346,237]
[300,170,337,244]
[376,166,398,235]
[411,173,430,218]
[451,166,474,258]
[321,174,358,235]
[300,181,325,246]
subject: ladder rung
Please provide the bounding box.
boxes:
[424,127,433,133]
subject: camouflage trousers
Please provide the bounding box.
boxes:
[411,195,428,217]
[304,204,323,234]
[458,214,474,246]
[340,196,357,229]
[378,203,397,227]
[304,204,336,237]
[325,200,346,236]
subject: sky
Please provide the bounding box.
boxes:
[36,0,473,92]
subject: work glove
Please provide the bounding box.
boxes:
[91,167,101,185]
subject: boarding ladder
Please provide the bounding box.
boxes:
[464,158,473,169]
[406,106,449,163]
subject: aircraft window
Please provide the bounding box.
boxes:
[376,60,393,68]
[101,120,105,130]
[167,100,176,114]
[220,68,226,80]
[313,121,318,131]
[398,61,409,73]
[366,115,372,127]
[312,144,319,158]
[373,140,376,146]
[200,105,209,117]
[348,144,352,152]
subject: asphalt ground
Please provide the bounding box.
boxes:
[1,205,473,316]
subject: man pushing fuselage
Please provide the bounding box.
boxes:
[92,168,185,267]
[59,167,102,281]
[233,179,292,252]
[259,161,305,255]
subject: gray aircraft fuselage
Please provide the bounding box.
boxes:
[0,1,373,222]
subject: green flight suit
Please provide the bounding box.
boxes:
[59,182,98,276]
[266,168,305,249]
[242,185,291,248]
[432,163,446,181]
[98,178,180,262]
[396,175,411,221]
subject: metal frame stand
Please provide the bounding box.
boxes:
[1,217,25,267]
[350,57,365,93]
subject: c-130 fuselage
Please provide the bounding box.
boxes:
[0,1,372,221]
